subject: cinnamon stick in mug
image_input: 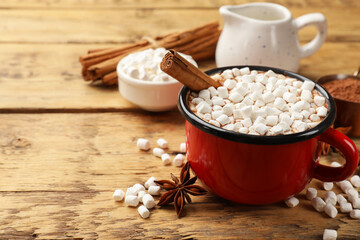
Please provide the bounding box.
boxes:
[160,50,221,91]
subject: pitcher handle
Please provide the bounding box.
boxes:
[294,13,327,58]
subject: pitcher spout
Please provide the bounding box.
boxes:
[219,5,241,24]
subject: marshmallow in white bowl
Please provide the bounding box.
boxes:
[117,48,197,111]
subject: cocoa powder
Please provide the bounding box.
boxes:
[322,78,360,103]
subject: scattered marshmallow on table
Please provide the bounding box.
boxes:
[312,197,326,212]
[306,187,317,200]
[285,197,299,208]
[148,186,161,196]
[350,209,360,219]
[352,198,360,209]
[340,202,353,213]
[350,175,360,187]
[145,176,157,189]
[173,153,185,167]
[132,183,145,194]
[157,138,168,149]
[153,147,165,157]
[137,138,150,151]
[325,191,337,205]
[323,229,337,240]
[324,203,338,218]
[126,187,137,196]
[125,195,139,207]
[323,182,334,191]
[180,142,187,153]
[113,189,125,201]
[161,153,171,165]
[138,205,150,219]
[138,190,146,203]
[337,180,353,194]
[337,194,347,205]
[347,188,359,202]
[143,194,156,209]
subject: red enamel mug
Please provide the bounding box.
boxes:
[178,66,359,204]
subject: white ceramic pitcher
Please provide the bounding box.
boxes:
[216,3,327,72]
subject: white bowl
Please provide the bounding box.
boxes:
[117,62,183,112]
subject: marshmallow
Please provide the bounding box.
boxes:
[351,198,360,208]
[310,114,320,122]
[264,70,276,77]
[262,92,275,103]
[240,106,253,119]
[301,81,315,91]
[138,205,150,219]
[255,74,267,84]
[232,68,241,77]
[300,90,313,103]
[325,191,337,205]
[157,138,168,149]
[199,89,210,100]
[132,183,145,195]
[254,123,268,135]
[217,86,229,99]
[338,180,353,194]
[312,197,326,212]
[145,177,157,189]
[242,96,254,105]
[197,102,212,114]
[306,187,317,200]
[239,127,248,134]
[292,120,308,132]
[265,115,278,126]
[340,202,353,213]
[323,182,334,191]
[271,125,284,135]
[216,114,231,126]
[143,194,156,209]
[314,96,325,106]
[125,195,139,207]
[324,203,338,218]
[250,91,262,101]
[221,69,234,79]
[337,194,347,204]
[233,109,242,120]
[191,98,203,105]
[317,106,328,117]
[347,188,359,201]
[274,97,287,110]
[273,86,287,98]
[331,162,342,167]
[222,104,234,117]
[153,147,165,158]
[234,86,248,96]
[240,67,250,75]
[283,92,297,103]
[350,209,360,219]
[212,96,225,106]
[293,80,303,88]
[148,186,161,196]
[350,175,360,187]
[241,117,252,128]
[224,79,237,90]
[138,190,146,203]
[180,142,186,153]
[126,187,137,196]
[113,189,125,201]
[137,138,150,151]
[323,229,337,240]
[285,197,299,208]
[173,154,185,167]
[212,110,223,120]
[161,153,171,165]
[209,120,220,127]
[229,92,244,103]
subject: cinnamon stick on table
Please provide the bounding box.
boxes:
[160,50,221,91]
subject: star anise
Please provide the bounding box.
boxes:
[154,162,207,217]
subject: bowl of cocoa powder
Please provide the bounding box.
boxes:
[318,69,360,136]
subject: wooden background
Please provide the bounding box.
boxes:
[0,0,359,239]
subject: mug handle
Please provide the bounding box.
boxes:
[293,13,327,58]
[313,128,359,182]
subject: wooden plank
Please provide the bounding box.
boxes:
[0,112,359,239]
[1,0,359,9]
[0,8,358,44]
[0,42,358,111]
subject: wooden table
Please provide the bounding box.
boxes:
[1,0,359,239]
